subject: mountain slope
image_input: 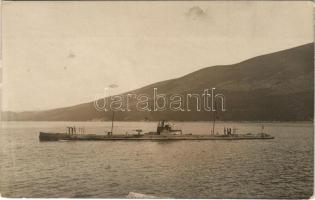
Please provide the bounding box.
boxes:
[3,43,314,121]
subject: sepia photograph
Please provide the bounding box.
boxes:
[0,0,314,199]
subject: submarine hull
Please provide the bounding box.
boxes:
[39,132,274,141]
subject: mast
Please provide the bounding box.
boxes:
[212,101,217,135]
[107,84,118,135]
[111,111,115,135]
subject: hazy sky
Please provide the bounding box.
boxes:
[2,1,314,111]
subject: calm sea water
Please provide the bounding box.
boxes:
[0,121,313,198]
